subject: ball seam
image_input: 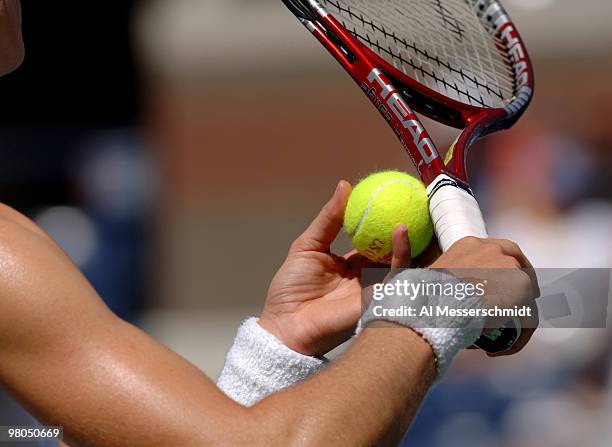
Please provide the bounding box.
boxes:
[349,179,421,238]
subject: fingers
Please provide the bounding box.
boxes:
[487,324,537,357]
[343,224,412,271]
[487,239,540,298]
[291,180,352,254]
[390,225,411,271]
[478,239,539,357]
[343,252,380,273]
[450,237,540,299]
[487,329,533,357]
[414,237,441,268]
[488,294,539,357]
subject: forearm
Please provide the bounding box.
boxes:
[3,305,432,447]
[3,315,431,447]
[218,318,434,444]
[1,315,249,446]
[253,324,435,446]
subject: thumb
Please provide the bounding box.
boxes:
[390,225,412,271]
[291,180,351,254]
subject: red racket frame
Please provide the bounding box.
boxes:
[290,0,534,189]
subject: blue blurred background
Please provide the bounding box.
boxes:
[0,1,611,446]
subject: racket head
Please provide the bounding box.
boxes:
[283,0,534,187]
[282,0,532,353]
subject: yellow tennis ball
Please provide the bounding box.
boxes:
[344,170,433,263]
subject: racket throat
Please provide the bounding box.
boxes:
[325,28,356,64]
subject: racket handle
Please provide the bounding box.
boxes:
[426,174,488,251]
[426,174,521,353]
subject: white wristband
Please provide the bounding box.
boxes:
[217,318,328,406]
[360,269,485,379]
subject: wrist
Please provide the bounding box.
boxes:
[361,323,436,381]
[360,268,485,379]
[258,314,311,357]
[218,318,328,406]
[365,321,434,353]
[257,315,285,345]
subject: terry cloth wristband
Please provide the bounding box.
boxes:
[217,317,328,407]
[360,268,485,379]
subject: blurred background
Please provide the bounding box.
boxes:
[0,0,611,446]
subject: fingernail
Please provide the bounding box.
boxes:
[335,180,344,195]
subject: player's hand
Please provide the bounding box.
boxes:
[259,180,411,357]
[430,237,540,356]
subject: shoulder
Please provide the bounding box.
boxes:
[0,203,98,331]
[0,203,51,239]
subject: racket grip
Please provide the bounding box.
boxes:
[426,174,520,353]
[426,174,488,251]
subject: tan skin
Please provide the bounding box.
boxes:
[0,9,539,445]
[0,183,538,446]
[0,0,23,75]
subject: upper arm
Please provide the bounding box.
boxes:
[0,206,253,446]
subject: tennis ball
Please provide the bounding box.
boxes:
[344,170,433,263]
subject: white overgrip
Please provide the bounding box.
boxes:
[426,174,488,252]
[426,174,521,353]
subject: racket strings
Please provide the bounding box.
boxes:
[321,0,516,109]
[353,22,502,108]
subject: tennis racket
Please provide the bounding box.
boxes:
[281,0,534,353]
